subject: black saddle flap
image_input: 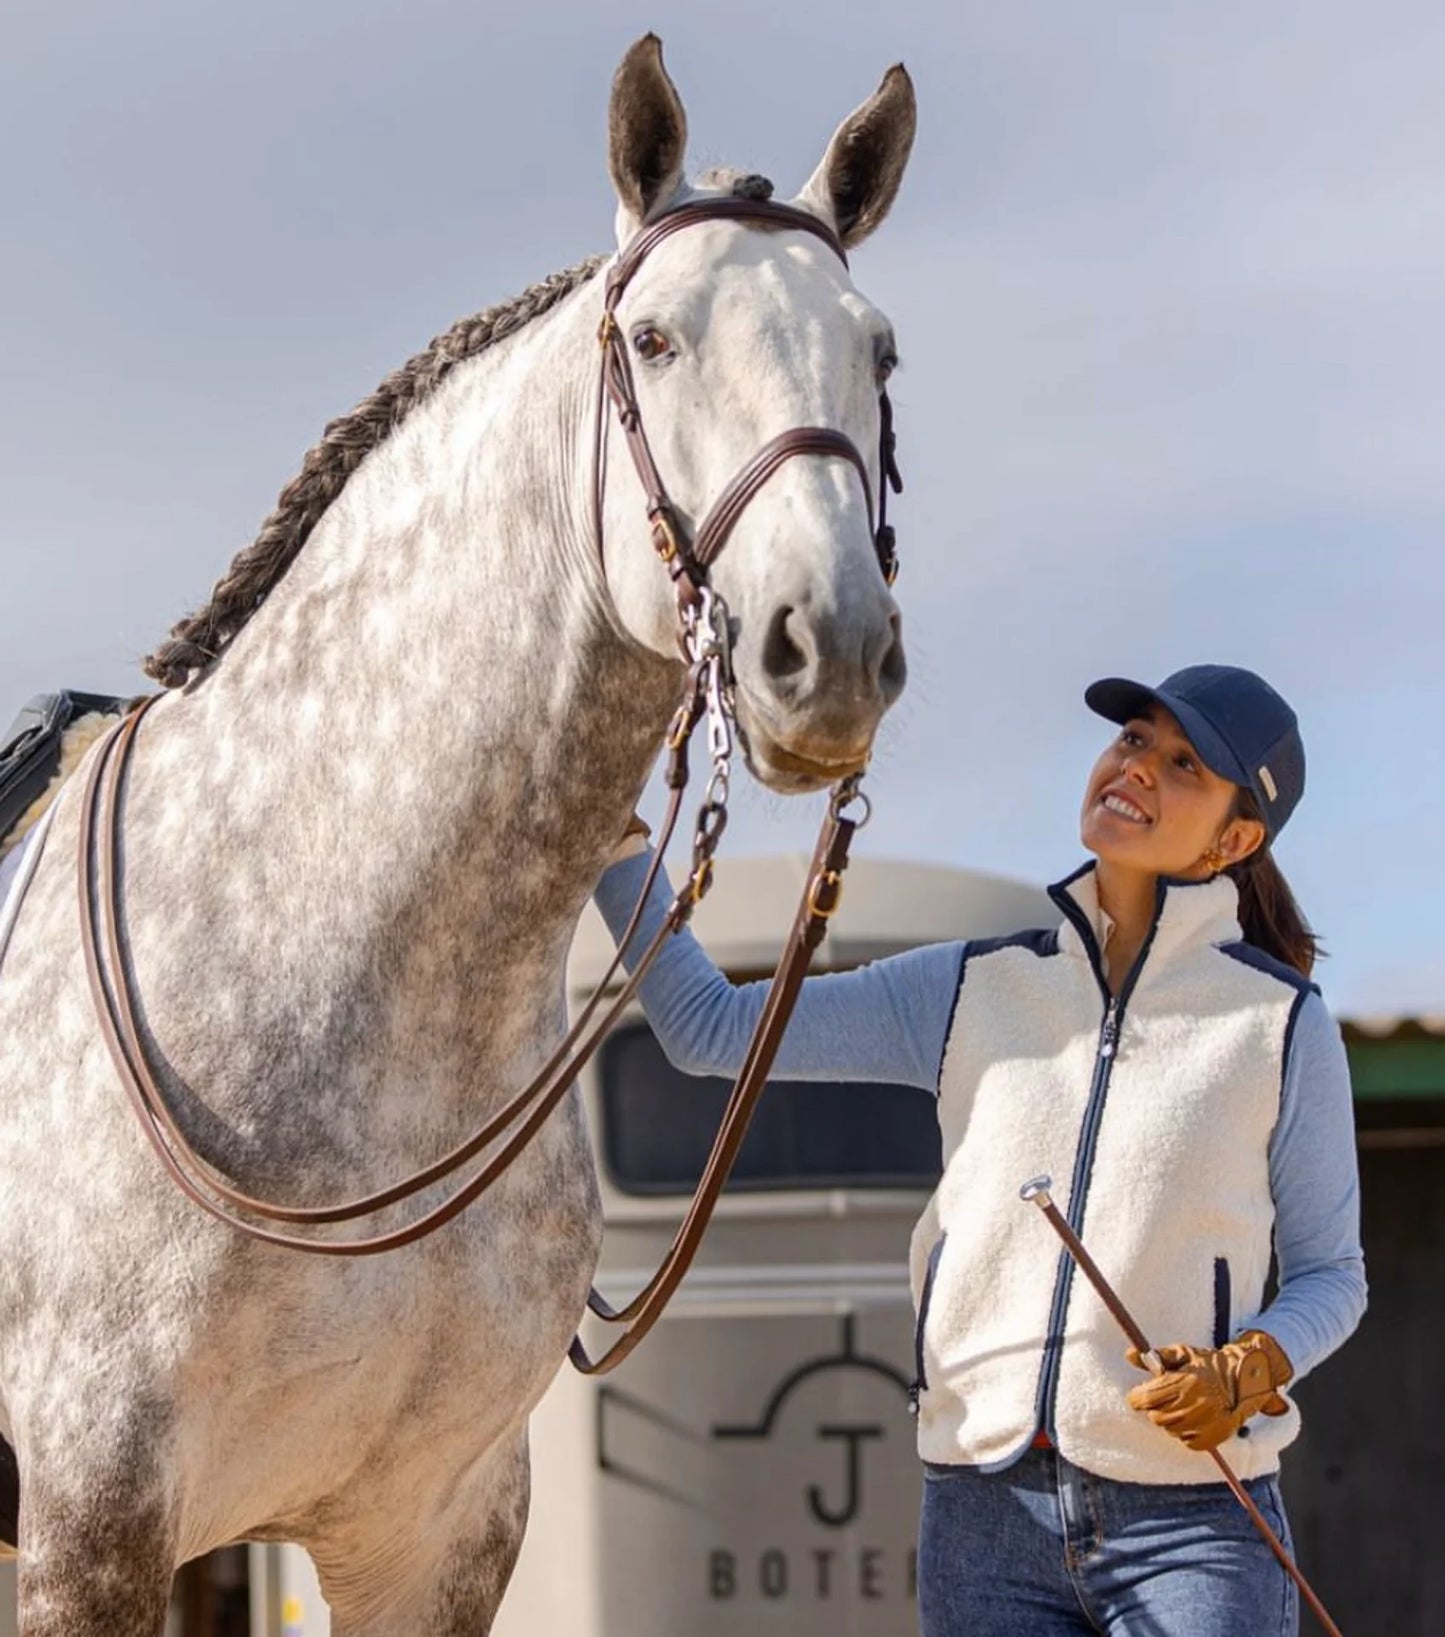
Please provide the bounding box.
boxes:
[0,689,129,844]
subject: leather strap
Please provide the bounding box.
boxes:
[692,427,874,570]
[606,198,848,303]
[77,695,857,1268]
[570,800,857,1373]
[77,692,710,1252]
[78,689,857,1299]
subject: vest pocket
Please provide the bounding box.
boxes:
[1213,1256,1231,1348]
[910,1232,948,1409]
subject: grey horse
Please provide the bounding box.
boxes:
[0,35,914,1635]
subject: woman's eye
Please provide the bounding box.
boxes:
[632,327,673,362]
[1120,729,1142,748]
[1175,755,1198,774]
[877,352,898,385]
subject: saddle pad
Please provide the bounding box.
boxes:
[0,689,128,849]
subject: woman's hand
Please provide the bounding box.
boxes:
[1125,1331,1293,1451]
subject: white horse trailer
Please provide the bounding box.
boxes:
[2,856,1051,1636]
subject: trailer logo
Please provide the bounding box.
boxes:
[594,1315,918,1609]
[711,1315,907,1528]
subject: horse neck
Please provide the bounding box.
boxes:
[138,273,679,1056]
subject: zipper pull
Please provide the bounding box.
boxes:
[1100,1002,1120,1059]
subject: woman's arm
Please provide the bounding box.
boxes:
[1244,991,1368,1378]
[592,847,965,1092]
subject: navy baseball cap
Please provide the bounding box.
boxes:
[1084,664,1305,838]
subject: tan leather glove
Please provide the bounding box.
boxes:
[1125,1330,1293,1452]
[609,813,652,867]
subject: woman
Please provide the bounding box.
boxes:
[593,663,1365,1636]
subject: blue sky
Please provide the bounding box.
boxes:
[3,1,1441,1014]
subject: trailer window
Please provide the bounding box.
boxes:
[598,1022,942,1195]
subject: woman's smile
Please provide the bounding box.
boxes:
[1098,787,1153,825]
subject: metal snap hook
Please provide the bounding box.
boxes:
[829,779,873,828]
[705,765,731,811]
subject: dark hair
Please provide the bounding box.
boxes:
[1225,790,1321,977]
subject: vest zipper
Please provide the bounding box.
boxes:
[1032,996,1120,1439]
[1032,872,1169,1443]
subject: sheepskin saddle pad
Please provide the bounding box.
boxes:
[0,689,131,859]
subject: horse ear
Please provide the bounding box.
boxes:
[608,34,688,233]
[798,64,916,249]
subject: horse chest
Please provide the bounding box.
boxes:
[155,1093,603,1538]
[266,1094,599,1391]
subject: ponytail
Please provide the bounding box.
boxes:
[1226,791,1321,978]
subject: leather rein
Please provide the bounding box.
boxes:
[76,198,902,1375]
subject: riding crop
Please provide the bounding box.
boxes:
[1018,1176,1345,1637]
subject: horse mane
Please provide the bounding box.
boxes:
[143,252,608,688]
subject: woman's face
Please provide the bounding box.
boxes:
[1079,706,1263,878]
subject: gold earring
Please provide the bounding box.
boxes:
[1201,846,1229,875]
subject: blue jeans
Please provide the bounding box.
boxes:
[918,1447,1298,1636]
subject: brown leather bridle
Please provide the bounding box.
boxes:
[594,196,901,629]
[75,198,901,1375]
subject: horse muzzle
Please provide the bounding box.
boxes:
[733,686,880,796]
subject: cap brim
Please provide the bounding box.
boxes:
[1085,677,1251,789]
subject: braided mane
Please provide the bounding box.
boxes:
[143,253,607,688]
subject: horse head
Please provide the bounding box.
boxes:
[597,36,915,794]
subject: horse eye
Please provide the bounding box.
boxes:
[632,327,673,362]
[876,352,898,386]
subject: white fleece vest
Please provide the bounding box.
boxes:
[911,863,1312,1485]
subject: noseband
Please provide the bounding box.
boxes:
[593,196,902,631]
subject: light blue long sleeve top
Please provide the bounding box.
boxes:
[594,849,1367,1381]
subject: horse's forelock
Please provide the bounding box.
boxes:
[693,167,775,201]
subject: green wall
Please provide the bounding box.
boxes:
[1344,1035,1445,1100]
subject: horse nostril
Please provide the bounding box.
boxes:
[761,605,813,683]
[873,612,907,701]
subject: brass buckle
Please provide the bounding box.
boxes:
[689,857,715,903]
[595,312,625,355]
[806,867,843,919]
[666,703,693,751]
[651,512,680,564]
